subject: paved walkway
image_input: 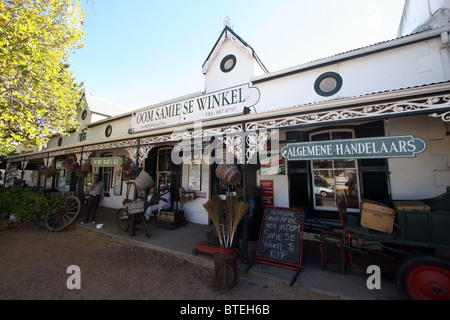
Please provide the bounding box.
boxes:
[76,206,403,300]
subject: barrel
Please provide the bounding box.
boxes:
[214,247,238,289]
[215,163,241,185]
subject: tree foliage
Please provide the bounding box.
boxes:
[0,0,85,156]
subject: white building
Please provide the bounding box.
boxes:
[4,1,450,240]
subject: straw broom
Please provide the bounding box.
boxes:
[225,194,238,247]
[203,196,224,247]
[229,201,249,248]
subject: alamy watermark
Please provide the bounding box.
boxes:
[66,265,81,290]
[169,121,281,167]
[366,265,381,290]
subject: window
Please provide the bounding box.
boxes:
[79,132,87,142]
[314,72,343,97]
[100,153,113,193]
[220,54,236,73]
[156,147,172,188]
[105,125,112,137]
[310,130,360,211]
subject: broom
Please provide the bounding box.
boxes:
[203,196,224,247]
[229,201,249,248]
[225,194,238,247]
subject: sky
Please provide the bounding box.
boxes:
[68,0,406,110]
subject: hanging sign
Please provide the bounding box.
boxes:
[91,157,123,167]
[129,83,260,133]
[281,135,427,161]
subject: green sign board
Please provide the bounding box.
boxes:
[281,135,427,161]
[91,157,123,167]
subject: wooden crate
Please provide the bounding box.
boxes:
[392,200,430,211]
[360,199,396,233]
[158,210,184,222]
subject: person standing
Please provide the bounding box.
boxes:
[82,174,104,224]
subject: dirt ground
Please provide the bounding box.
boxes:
[0,221,315,301]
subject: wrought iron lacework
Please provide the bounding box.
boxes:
[246,95,450,130]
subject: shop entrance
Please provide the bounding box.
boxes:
[146,146,182,210]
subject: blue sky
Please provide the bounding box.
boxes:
[69,0,406,110]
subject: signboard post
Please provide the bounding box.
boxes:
[245,206,305,286]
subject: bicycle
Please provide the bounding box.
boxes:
[116,181,151,238]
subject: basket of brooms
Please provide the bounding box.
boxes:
[202,194,249,249]
[203,194,249,289]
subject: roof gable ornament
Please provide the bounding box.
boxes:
[223,16,233,30]
[202,21,254,74]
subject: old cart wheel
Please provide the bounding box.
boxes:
[117,208,130,232]
[396,255,450,300]
[45,196,81,232]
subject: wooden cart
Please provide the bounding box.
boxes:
[315,191,450,300]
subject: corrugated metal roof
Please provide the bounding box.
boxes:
[85,94,132,117]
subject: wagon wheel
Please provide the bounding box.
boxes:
[396,255,450,300]
[116,208,130,232]
[45,196,81,232]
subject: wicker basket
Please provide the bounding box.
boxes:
[133,171,154,191]
[82,160,92,172]
[122,157,131,171]
[43,166,57,177]
[62,158,79,172]
[215,163,241,185]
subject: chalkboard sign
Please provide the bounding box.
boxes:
[256,206,305,267]
[246,206,305,285]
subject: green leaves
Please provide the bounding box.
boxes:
[0,0,85,155]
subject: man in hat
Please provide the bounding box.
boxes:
[144,184,171,220]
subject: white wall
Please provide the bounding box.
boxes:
[253,37,448,113]
[205,40,260,94]
[388,114,450,199]
[398,0,450,36]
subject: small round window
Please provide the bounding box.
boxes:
[105,125,112,137]
[81,110,87,120]
[314,72,343,97]
[220,54,236,73]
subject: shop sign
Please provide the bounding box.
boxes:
[260,180,274,206]
[281,135,427,161]
[91,157,123,167]
[129,83,260,133]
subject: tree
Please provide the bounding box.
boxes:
[0,0,85,156]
